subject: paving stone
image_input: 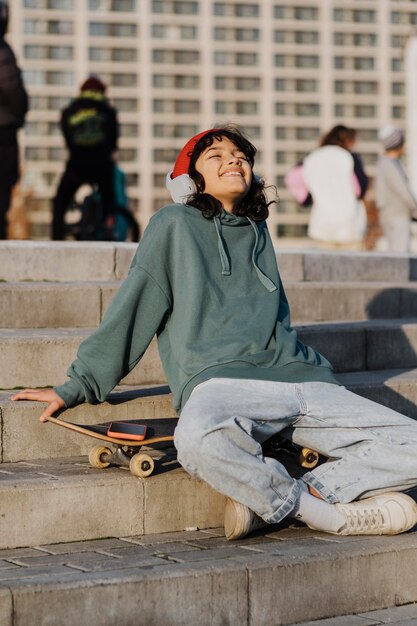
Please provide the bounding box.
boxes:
[38,538,137,555]
[359,602,417,622]
[120,528,222,545]
[68,555,170,573]
[0,565,78,582]
[294,616,379,625]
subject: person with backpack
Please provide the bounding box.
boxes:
[13,126,417,541]
[0,0,29,239]
[52,75,120,240]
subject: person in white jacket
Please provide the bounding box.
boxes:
[303,126,368,248]
[375,126,417,253]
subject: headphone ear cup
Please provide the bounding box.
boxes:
[166,172,197,204]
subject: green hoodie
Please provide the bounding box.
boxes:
[55,203,337,412]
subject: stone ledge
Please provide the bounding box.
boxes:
[2,528,417,625]
[0,458,224,549]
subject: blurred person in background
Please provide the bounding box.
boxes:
[375,126,417,253]
[0,0,29,239]
[52,75,120,240]
[303,125,368,249]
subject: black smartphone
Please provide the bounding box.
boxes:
[107,422,147,441]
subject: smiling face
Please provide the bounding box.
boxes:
[194,137,253,213]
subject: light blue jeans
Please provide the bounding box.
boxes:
[174,378,417,524]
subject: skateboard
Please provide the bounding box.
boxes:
[263,435,321,474]
[46,415,320,479]
[46,416,178,478]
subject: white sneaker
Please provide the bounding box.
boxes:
[224,498,268,541]
[331,492,417,536]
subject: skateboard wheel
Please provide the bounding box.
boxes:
[89,444,112,469]
[129,453,155,478]
[299,447,319,469]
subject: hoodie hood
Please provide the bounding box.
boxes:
[213,211,278,292]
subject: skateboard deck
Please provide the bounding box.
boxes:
[46,415,320,479]
[46,416,178,477]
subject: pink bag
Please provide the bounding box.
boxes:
[284,164,310,204]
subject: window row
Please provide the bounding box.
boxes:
[25,146,138,161]
[24,70,137,87]
[23,19,137,36]
[24,0,136,9]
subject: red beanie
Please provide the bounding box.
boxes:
[80,76,107,94]
[172,129,219,178]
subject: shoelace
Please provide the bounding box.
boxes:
[344,506,385,532]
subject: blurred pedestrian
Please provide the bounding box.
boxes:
[375,126,417,253]
[303,125,368,249]
[52,75,120,240]
[0,0,29,239]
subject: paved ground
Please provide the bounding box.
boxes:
[297,603,417,625]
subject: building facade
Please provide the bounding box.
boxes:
[7,0,417,241]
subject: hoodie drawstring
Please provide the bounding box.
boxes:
[213,216,231,276]
[247,218,278,293]
[213,215,278,292]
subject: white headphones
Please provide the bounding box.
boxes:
[166,172,196,204]
[166,170,261,204]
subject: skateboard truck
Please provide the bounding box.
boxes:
[89,444,156,478]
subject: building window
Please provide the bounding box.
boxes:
[391,58,404,72]
[354,105,376,118]
[214,27,259,42]
[392,106,405,119]
[295,31,319,44]
[113,98,138,112]
[295,103,320,116]
[89,22,137,37]
[153,74,199,88]
[213,3,259,17]
[153,123,198,138]
[295,55,319,69]
[392,82,405,96]
[154,149,179,163]
[296,127,320,140]
[354,57,375,71]
[153,99,200,113]
[296,79,318,93]
[153,49,200,64]
[152,1,199,14]
[88,0,136,9]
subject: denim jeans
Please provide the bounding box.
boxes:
[174,378,417,524]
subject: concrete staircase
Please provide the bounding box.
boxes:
[2,241,417,625]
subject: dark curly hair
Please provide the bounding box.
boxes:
[186,126,270,221]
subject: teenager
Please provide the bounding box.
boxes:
[13,126,417,540]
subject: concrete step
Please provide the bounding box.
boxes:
[0,525,417,625]
[297,318,417,374]
[2,369,417,465]
[3,280,417,328]
[1,240,416,283]
[0,385,175,463]
[0,458,224,550]
[3,320,417,389]
[286,282,417,324]
[0,281,117,328]
[0,329,165,389]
